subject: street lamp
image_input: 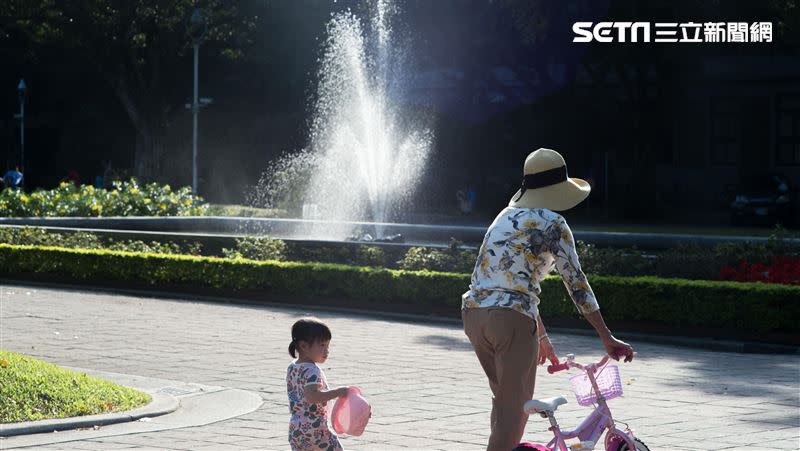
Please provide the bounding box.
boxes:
[188,8,207,194]
[15,79,26,186]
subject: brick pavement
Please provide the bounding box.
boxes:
[1,285,798,450]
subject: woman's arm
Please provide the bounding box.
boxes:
[535,315,559,365]
[535,314,547,337]
[584,310,634,362]
[305,385,348,404]
[550,219,600,315]
[552,218,634,362]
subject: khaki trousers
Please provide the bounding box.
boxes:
[462,308,538,451]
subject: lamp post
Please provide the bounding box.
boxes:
[16,79,26,186]
[188,8,206,194]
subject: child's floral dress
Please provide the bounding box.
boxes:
[287,361,342,451]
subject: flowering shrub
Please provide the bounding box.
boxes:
[720,256,800,285]
[0,179,207,217]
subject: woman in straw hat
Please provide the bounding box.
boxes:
[462,148,634,451]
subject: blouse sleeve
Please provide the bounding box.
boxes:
[302,364,323,387]
[550,218,600,315]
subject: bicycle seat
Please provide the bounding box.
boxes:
[524,396,568,414]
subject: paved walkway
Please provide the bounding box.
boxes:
[1,285,798,450]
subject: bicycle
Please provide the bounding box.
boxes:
[513,353,650,451]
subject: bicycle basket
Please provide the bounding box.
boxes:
[569,364,623,406]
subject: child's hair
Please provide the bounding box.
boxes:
[289,317,332,358]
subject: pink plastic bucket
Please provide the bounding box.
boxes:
[331,386,371,436]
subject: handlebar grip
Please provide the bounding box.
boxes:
[547,361,570,374]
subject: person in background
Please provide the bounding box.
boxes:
[3,165,23,189]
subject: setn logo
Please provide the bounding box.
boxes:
[572,22,650,43]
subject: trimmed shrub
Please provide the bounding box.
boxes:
[0,244,798,335]
[286,243,394,267]
[397,239,476,273]
[0,227,203,256]
[537,275,800,333]
[222,236,287,261]
[0,227,103,249]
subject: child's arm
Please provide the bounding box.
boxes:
[305,384,348,404]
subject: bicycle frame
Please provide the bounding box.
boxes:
[537,355,638,451]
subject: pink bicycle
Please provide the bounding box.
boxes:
[514,353,650,451]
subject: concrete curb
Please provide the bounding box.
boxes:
[0,391,178,437]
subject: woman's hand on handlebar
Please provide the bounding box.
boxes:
[602,335,635,362]
[538,335,559,366]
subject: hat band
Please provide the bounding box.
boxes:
[513,165,568,202]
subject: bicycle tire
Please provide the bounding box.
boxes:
[613,437,650,451]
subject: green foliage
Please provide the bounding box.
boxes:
[0,179,207,217]
[0,227,203,256]
[356,245,387,267]
[576,243,654,278]
[222,236,287,261]
[204,204,287,218]
[286,243,391,267]
[397,239,476,273]
[0,227,103,249]
[576,226,800,280]
[0,350,150,423]
[540,275,800,334]
[1,1,256,72]
[2,244,796,335]
[106,240,202,255]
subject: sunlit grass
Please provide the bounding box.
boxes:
[0,350,151,423]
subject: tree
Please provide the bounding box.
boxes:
[0,0,256,180]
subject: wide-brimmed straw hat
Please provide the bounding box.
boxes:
[508,148,590,211]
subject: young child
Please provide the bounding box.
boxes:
[287,317,349,451]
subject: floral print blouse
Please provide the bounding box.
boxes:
[286,361,342,451]
[462,207,600,319]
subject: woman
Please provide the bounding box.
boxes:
[462,148,634,451]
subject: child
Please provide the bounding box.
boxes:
[287,317,349,451]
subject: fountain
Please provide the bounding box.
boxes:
[249,0,433,241]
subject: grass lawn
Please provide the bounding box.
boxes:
[0,350,151,423]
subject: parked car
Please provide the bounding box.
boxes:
[730,174,795,225]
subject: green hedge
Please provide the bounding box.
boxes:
[539,276,800,333]
[0,244,798,334]
[0,244,466,309]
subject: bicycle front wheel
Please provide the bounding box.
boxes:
[612,437,650,451]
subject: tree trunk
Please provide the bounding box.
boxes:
[133,124,165,182]
[111,77,166,181]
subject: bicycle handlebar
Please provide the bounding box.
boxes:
[546,354,611,374]
[546,361,569,374]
